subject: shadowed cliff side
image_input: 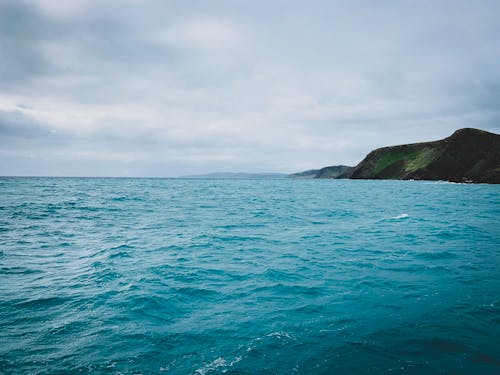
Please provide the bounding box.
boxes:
[349,128,500,183]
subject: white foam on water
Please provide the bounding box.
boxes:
[195,356,242,375]
[266,331,292,340]
[195,358,226,375]
[393,213,409,219]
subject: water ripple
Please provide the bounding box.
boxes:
[0,177,499,374]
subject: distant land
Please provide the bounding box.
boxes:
[291,128,500,184]
[179,172,288,179]
[289,165,353,179]
[181,128,500,184]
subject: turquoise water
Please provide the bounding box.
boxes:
[1,177,499,374]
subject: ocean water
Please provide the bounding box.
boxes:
[1,177,499,374]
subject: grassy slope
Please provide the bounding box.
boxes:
[352,142,443,179]
[370,146,441,178]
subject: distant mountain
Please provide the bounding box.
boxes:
[349,128,500,183]
[316,165,354,178]
[289,165,353,179]
[288,169,320,178]
[179,172,288,179]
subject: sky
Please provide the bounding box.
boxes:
[1,0,500,177]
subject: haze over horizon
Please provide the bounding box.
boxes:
[1,0,500,177]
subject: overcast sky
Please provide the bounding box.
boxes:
[1,0,499,176]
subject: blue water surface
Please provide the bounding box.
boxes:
[0,177,499,374]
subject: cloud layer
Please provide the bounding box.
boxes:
[1,0,500,176]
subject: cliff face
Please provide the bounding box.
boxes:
[350,128,500,183]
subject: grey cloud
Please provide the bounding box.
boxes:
[0,1,62,87]
[0,110,75,160]
[1,0,500,176]
[0,109,60,140]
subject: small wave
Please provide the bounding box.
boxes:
[266,331,293,340]
[393,213,409,219]
[416,251,455,260]
[194,356,241,375]
[108,244,134,259]
[174,286,220,298]
[243,331,295,357]
[262,268,304,282]
[252,283,324,296]
[108,251,131,259]
[111,196,127,202]
[14,296,72,309]
[109,244,133,251]
[0,266,43,275]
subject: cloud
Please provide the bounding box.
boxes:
[0,1,61,87]
[1,0,500,176]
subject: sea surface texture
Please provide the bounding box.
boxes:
[1,178,499,374]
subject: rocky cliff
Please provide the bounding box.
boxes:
[349,128,500,183]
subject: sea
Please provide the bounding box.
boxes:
[1,177,499,374]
